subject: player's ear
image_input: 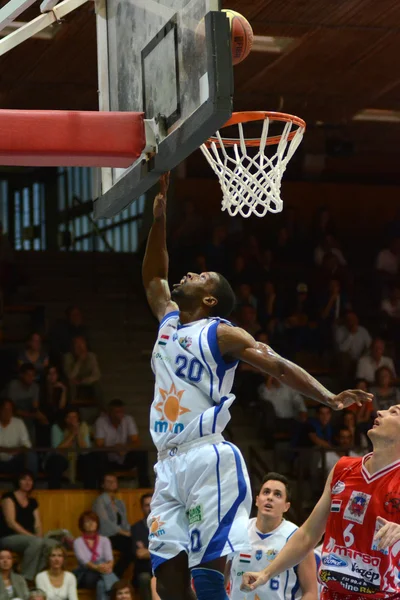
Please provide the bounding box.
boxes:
[283,501,291,514]
[203,295,217,309]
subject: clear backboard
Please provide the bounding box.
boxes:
[93,0,233,218]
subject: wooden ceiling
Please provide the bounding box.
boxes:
[1,0,400,181]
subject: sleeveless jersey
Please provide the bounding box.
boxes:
[320,453,400,599]
[150,311,239,451]
[229,518,301,600]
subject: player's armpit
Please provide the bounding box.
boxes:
[145,277,178,322]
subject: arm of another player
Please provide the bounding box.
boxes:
[142,173,178,322]
[241,468,334,592]
[296,550,318,600]
[217,324,373,410]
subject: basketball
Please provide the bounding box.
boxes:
[223,9,254,66]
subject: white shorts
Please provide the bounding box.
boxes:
[149,434,252,570]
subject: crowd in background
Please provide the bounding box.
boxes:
[0,201,399,598]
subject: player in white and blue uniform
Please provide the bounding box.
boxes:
[142,174,372,600]
[228,473,317,600]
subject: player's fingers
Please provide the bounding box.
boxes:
[374,524,389,542]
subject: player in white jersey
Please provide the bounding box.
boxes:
[228,473,317,600]
[142,174,372,600]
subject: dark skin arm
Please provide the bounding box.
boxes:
[217,324,373,410]
[142,173,178,322]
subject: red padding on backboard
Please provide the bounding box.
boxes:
[0,110,146,167]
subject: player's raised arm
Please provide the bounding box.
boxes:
[142,173,178,322]
[241,468,334,592]
[217,324,373,410]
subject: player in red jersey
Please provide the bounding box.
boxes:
[241,405,400,600]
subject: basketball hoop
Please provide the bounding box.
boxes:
[200,111,306,218]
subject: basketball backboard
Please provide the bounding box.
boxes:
[93,0,233,218]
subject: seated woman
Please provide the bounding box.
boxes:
[0,547,29,600]
[18,333,49,382]
[0,471,57,582]
[73,511,118,600]
[92,473,132,578]
[35,545,78,600]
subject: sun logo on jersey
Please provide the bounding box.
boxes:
[149,516,166,538]
[155,384,190,430]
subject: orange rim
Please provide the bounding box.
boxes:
[206,111,306,147]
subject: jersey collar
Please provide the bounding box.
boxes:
[361,452,400,483]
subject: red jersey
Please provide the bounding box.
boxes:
[320,454,400,600]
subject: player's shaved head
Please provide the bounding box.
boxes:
[171,271,235,318]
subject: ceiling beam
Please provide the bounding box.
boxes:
[0,0,39,33]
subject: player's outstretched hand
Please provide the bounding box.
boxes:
[373,517,400,550]
[153,173,170,219]
[241,571,269,592]
[329,389,374,411]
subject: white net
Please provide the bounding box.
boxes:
[200,115,305,218]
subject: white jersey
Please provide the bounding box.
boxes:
[150,311,238,451]
[229,518,301,600]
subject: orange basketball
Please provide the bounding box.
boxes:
[223,9,254,66]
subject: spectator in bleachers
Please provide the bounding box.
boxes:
[201,224,228,274]
[284,283,317,354]
[110,580,136,600]
[35,545,78,600]
[257,280,284,332]
[131,494,152,600]
[94,399,150,488]
[335,311,371,360]
[297,406,333,450]
[46,407,95,489]
[48,306,89,365]
[382,284,400,320]
[63,337,101,404]
[0,547,29,600]
[346,379,375,424]
[356,337,396,384]
[257,376,307,435]
[236,304,261,337]
[314,252,351,294]
[18,333,49,383]
[73,510,118,600]
[259,248,276,281]
[319,427,360,476]
[28,591,46,600]
[40,366,67,427]
[381,284,400,342]
[0,471,57,582]
[375,237,400,277]
[274,226,296,263]
[6,364,48,442]
[235,283,257,310]
[370,365,400,411]
[93,473,132,578]
[230,255,259,289]
[319,278,349,325]
[314,234,347,267]
[312,206,337,241]
[340,409,369,451]
[0,399,37,476]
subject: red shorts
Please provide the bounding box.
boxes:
[321,588,400,600]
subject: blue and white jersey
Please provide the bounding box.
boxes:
[229,518,301,600]
[150,311,239,451]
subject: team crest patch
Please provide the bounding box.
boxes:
[255,549,262,561]
[332,481,345,495]
[344,491,371,524]
[179,336,192,350]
